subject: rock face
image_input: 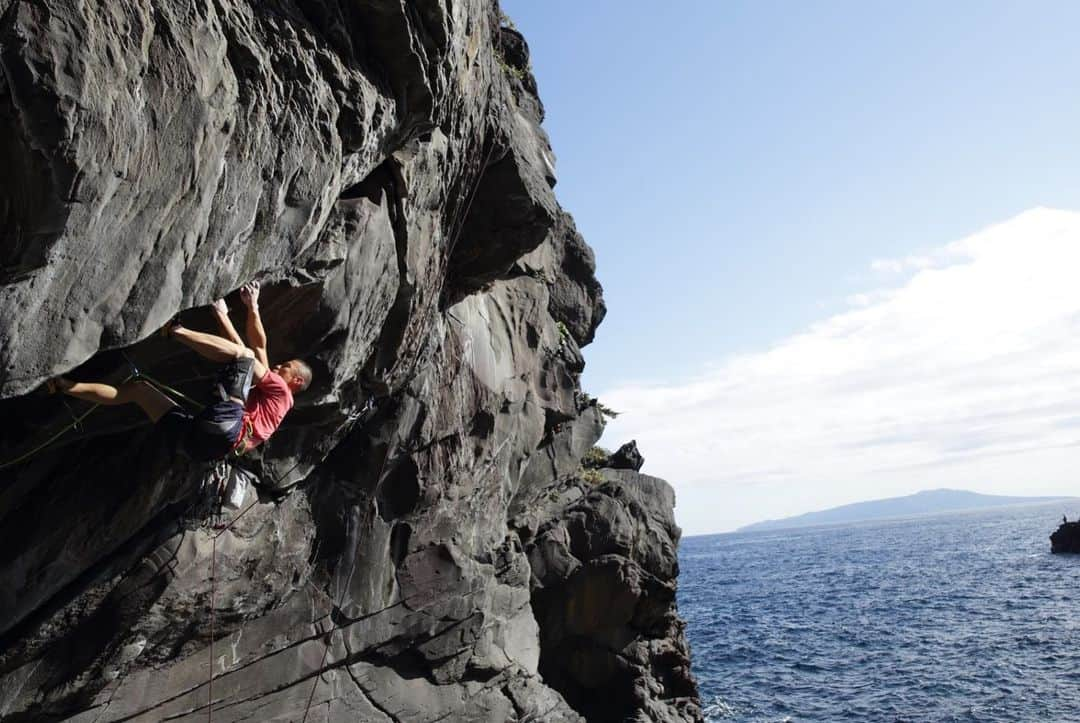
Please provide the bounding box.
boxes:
[0,2,699,721]
[514,469,700,722]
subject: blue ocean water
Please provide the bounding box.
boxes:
[678,502,1080,722]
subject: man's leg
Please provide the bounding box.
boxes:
[169,325,250,363]
[58,379,176,422]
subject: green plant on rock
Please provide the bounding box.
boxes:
[596,402,620,420]
[581,446,610,468]
[556,321,569,347]
[578,392,620,420]
[496,54,528,83]
[493,12,531,83]
[581,468,604,485]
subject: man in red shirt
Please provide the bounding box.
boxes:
[50,281,311,460]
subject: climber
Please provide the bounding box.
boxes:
[48,281,312,460]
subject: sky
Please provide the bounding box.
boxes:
[501,1,1080,535]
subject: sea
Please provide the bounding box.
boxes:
[678,501,1080,722]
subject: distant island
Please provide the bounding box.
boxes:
[739,489,1076,532]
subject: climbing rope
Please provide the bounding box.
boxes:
[299,433,399,723]
[0,369,146,472]
[0,362,388,723]
[120,353,206,411]
[0,402,104,472]
[208,534,217,723]
[0,353,207,474]
[443,133,499,269]
[3,115,491,475]
[135,370,206,411]
[289,131,498,720]
[200,394,384,721]
[300,614,336,723]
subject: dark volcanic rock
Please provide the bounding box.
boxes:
[581,440,645,472]
[0,2,697,721]
[1051,521,1080,553]
[609,440,645,472]
[515,468,702,722]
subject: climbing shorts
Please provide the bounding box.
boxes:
[160,400,245,461]
[216,356,255,402]
[158,357,253,461]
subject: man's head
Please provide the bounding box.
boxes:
[273,359,312,393]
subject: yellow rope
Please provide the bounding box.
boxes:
[0,403,102,472]
[0,369,205,473]
[135,372,206,411]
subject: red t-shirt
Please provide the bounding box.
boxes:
[234,370,294,452]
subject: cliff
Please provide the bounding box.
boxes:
[0,1,699,721]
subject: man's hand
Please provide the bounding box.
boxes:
[241,280,269,368]
[241,281,260,309]
[211,298,244,346]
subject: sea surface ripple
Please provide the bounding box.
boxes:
[678,502,1080,722]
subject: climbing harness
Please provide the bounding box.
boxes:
[230,418,256,457]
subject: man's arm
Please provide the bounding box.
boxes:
[241,281,270,369]
[211,299,245,347]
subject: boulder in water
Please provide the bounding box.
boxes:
[1051,521,1080,553]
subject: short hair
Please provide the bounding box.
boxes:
[293,359,313,391]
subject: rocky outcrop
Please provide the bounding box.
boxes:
[1051,521,1080,553]
[514,469,701,723]
[0,2,696,721]
[583,441,645,472]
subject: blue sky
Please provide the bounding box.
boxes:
[502,1,1080,533]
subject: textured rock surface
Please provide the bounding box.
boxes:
[0,1,697,721]
[514,470,701,723]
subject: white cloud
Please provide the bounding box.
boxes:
[869,254,936,274]
[599,208,1080,535]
